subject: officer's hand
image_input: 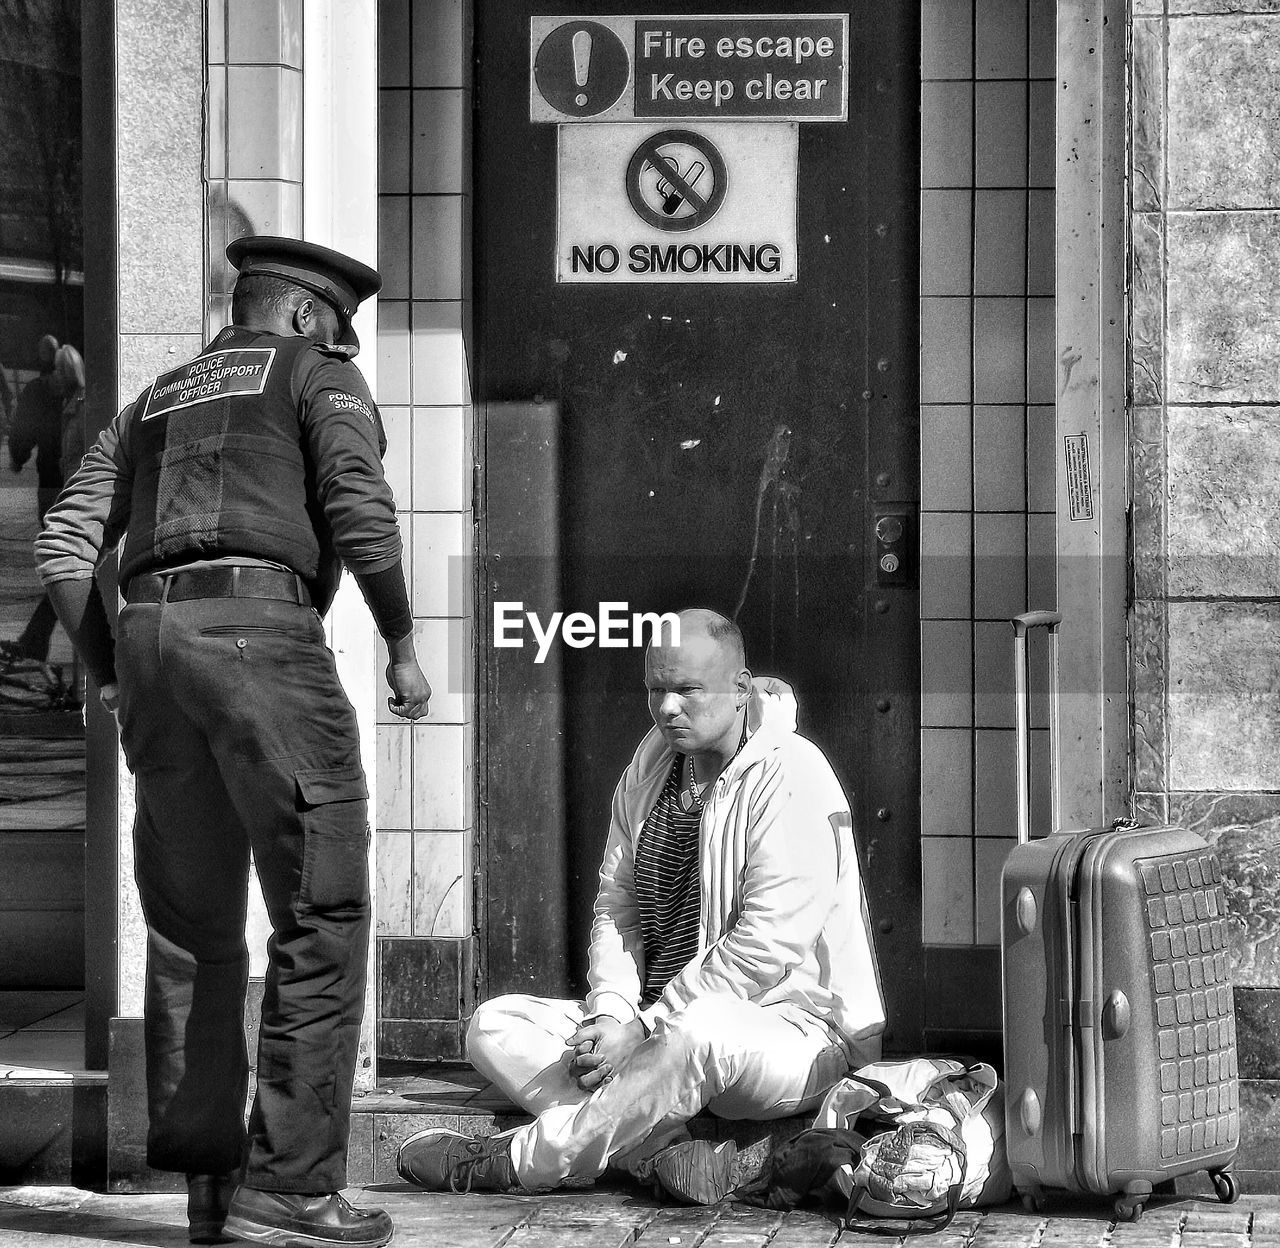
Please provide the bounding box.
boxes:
[385,633,432,720]
[99,681,122,734]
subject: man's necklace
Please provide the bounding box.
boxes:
[679,718,750,814]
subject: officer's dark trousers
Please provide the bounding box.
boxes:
[116,593,371,1193]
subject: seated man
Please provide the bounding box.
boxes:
[398,608,884,1204]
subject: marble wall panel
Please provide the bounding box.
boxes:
[1237,990,1280,1078]
[1130,406,1165,602]
[1131,599,1168,797]
[1167,602,1280,792]
[1168,15,1280,209]
[1131,19,1165,214]
[1170,794,1280,987]
[1131,215,1165,409]
[1167,212,1280,403]
[1134,792,1170,825]
[1168,0,1280,10]
[1167,406,1280,597]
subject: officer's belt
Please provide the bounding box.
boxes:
[127,566,311,607]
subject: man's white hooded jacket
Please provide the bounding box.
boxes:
[584,677,886,1064]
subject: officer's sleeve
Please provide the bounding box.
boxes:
[296,350,413,640]
[34,409,135,687]
[35,408,134,583]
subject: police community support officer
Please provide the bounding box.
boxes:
[35,238,430,1248]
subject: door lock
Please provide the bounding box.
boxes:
[874,513,910,586]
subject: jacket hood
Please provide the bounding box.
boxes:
[745,674,797,736]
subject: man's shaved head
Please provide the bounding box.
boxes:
[645,609,752,759]
[658,608,747,671]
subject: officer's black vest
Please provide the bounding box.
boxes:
[118,329,339,598]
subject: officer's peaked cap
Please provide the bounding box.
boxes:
[227,236,382,351]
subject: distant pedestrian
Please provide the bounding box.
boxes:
[53,344,86,483]
[9,334,62,516]
[0,357,14,438]
[2,334,65,667]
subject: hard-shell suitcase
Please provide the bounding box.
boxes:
[1001,610,1240,1221]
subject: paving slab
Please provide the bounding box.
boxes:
[1186,1210,1254,1232]
[4,1186,1280,1248]
[768,1211,844,1248]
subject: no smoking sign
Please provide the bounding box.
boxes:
[626,130,727,232]
[557,122,798,284]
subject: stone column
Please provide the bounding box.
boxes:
[100,0,205,1191]
[1129,2,1280,1181]
[1054,0,1129,830]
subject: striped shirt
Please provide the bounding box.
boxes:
[635,757,703,1004]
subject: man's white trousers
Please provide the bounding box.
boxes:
[466,993,851,1188]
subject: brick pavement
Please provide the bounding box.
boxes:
[0,1184,1275,1248]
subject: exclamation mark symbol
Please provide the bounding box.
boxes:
[572,29,591,107]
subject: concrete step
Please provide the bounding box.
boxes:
[345,1065,811,1189]
[0,1077,107,1188]
[0,832,85,989]
[7,1057,1280,1196]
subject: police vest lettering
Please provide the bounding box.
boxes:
[328,391,375,422]
[570,243,782,275]
[119,334,353,594]
[141,348,276,420]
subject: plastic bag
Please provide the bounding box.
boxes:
[814,1057,1012,1230]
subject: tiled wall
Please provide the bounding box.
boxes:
[374,0,475,1061]
[206,0,303,331]
[1129,5,1280,1025]
[918,0,1056,946]
[202,0,307,977]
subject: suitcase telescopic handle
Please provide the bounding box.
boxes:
[1012,610,1063,845]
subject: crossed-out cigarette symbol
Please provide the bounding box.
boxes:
[626,130,728,232]
[656,157,707,215]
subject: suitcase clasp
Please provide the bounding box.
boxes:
[1102,989,1131,1040]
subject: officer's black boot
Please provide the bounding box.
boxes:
[223,1188,394,1247]
[186,1172,237,1244]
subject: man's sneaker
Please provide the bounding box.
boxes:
[396,1128,523,1193]
[222,1189,393,1248]
[644,1139,738,1205]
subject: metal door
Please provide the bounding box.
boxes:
[474,0,924,1052]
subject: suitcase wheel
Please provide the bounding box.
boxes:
[1020,1189,1045,1214]
[1211,1169,1240,1205]
[1114,1195,1147,1222]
